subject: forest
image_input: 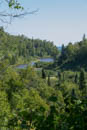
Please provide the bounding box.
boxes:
[0,27,58,65]
[0,26,87,130]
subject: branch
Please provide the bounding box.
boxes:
[0,9,38,18]
[0,0,39,24]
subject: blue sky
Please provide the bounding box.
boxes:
[6,0,87,46]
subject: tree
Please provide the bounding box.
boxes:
[79,69,86,90]
[71,89,77,101]
[83,34,86,41]
[42,68,46,79]
[58,71,61,81]
[48,74,51,86]
[60,44,66,62]
[64,98,87,130]
[0,91,10,126]
[0,0,38,24]
[42,105,59,130]
[74,73,78,84]
[62,72,65,82]
[58,44,67,65]
[61,44,65,57]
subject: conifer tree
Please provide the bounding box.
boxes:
[83,34,86,41]
[48,74,51,86]
[74,73,78,84]
[42,68,46,79]
[79,69,86,90]
[58,71,61,81]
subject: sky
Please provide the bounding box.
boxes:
[5,0,87,46]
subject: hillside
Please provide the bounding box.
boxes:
[0,27,59,65]
[0,28,87,129]
[57,35,87,70]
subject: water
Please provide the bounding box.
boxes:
[31,58,54,66]
[17,58,54,69]
[40,58,54,62]
[16,64,28,69]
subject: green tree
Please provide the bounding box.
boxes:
[83,34,86,41]
[58,71,61,81]
[47,74,51,86]
[61,44,65,58]
[79,69,86,90]
[42,68,46,79]
[0,91,10,126]
[74,73,78,84]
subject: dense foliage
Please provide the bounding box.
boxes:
[0,29,87,129]
[57,35,87,70]
[0,27,59,65]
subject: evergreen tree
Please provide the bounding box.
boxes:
[58,44,66,65]
[42,68,46,79]
[63,72,65,82]
[58,71,61,81]
[71,89,77,101]
[41,105,58,130]
[74,73,78,84]
[79,69,86,90]
[11,55,16,65]
[61,44,66,60]
[48,74,51,86]
[83,34,86,41]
